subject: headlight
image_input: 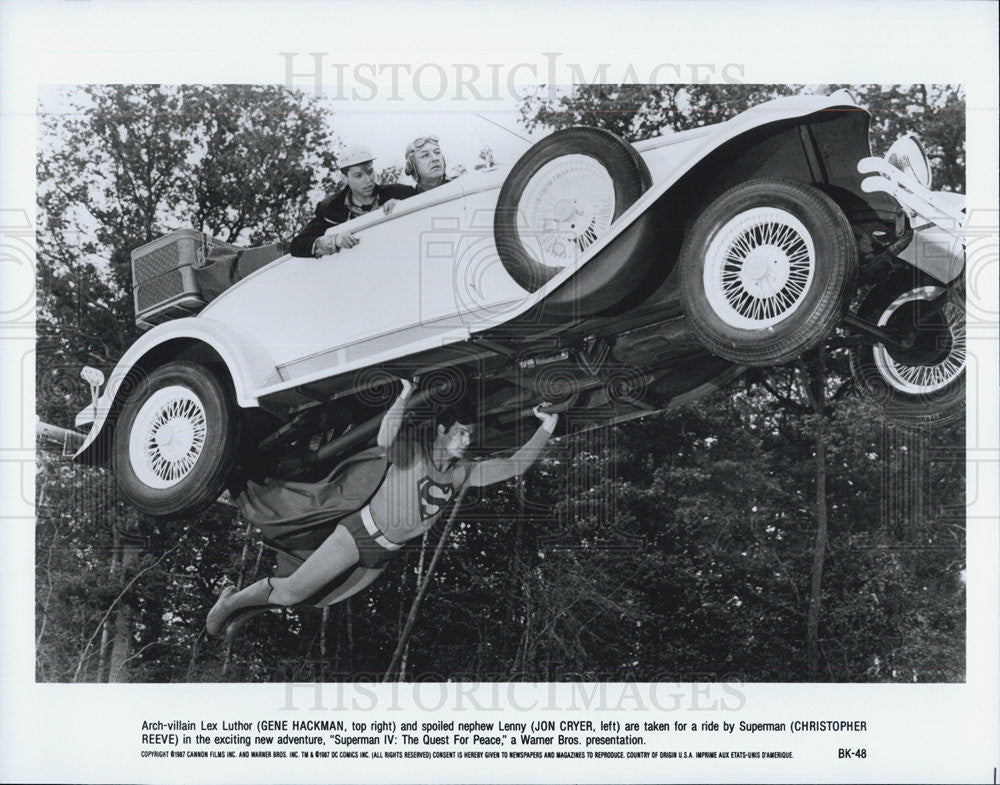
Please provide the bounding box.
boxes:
[885,133,932,189]
[81,366,105,388]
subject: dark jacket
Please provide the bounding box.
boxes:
[289,183,418,258]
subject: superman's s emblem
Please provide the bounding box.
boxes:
[417,476,454,519]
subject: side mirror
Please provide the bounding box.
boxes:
[886,133,932,189]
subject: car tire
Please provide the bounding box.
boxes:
[494,127,652,292]
[849,270,965,427]
[113,360,238,518]
[679,178,857,366]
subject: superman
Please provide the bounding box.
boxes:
[207,379,558,639]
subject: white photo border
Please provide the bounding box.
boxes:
[2,1,997,783]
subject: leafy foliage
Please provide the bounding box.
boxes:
[36,85,340,425]
[520,83,965,190]
[35,84,965,682]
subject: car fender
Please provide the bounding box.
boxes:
[629,91,867,217]
[481,92,870,324]
[862,176,966,284]
[73,317,279,464]
[896,191,966,284]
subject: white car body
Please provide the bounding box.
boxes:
[74,91,965,466]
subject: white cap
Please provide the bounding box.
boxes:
[338,144,375,170]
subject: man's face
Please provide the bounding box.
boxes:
[439,421,474,459]
[413,142,445,183]
[343,163,376,200]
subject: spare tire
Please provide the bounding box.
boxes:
[494,127,652,292]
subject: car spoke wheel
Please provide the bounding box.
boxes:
[680,178,857,366]
[872,287,965,393]
[128,386,208,489]
[850,272,965,427]
[495,127,651,292]
[113,360,238,518]
[703,207,816,329]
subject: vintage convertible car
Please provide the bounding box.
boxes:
[72,90,966,518]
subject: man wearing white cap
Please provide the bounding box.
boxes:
[290,144,417,258]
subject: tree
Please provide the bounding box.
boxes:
[841,84,966,192]
[35,84,342,681]
[36,84,341,426]
[519,84,799,140]
[507,84,966,681]
[519,83,965,189]
[35,84,965,682]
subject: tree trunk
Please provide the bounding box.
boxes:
[509,476,528,677]
[806,415,828,678]
[107,539,140,682]
[223,522,255,676]
[97,546,121,681]
[345,600,354,672]
[384,488,468,682]
[802,351,829,679]
[399,533,430,681]
[320,607,330,681]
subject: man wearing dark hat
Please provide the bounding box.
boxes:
[290,144,417,258]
